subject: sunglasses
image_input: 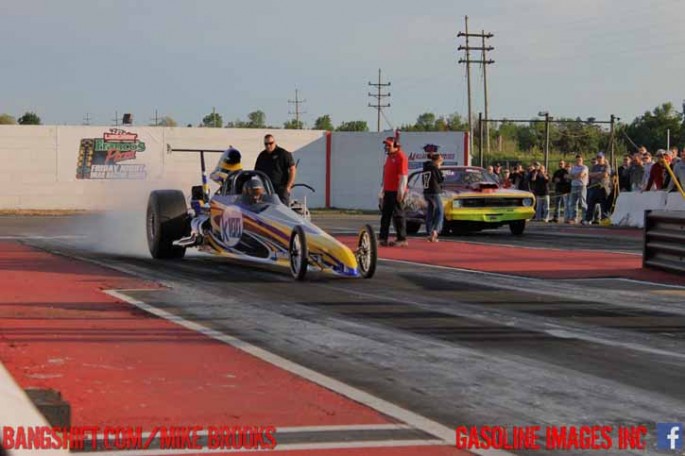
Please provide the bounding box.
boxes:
[264,141,275,146]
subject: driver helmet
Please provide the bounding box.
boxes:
[243,176,265,204]
[210,147,242,184]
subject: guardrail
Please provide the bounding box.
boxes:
[643,210,685,274]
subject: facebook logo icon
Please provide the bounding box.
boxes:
[657,423,683,450]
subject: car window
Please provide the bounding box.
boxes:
[442,168,498,185]
[408,172,423,190]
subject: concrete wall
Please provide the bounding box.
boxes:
[328,131,467,210]
[611,191,685,228]
[0,125,324,210]
[0,125,466,211]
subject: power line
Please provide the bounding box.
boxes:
[150,109,159,126]
[457,16,494,158]
[368,68,391,132]
[379,107,395,131]
[288,89,306,128]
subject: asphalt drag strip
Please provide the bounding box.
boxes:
[22,235,685,456]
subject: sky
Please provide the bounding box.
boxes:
[2,0,685,128]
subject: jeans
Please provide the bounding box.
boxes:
[535,195,550,221]
[424,193,444,235]
[585,187,608,222]
[568,185,587,221]
[379,191,407,241]
[554,194,569,221]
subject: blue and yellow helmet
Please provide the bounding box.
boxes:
[210,147,243,183]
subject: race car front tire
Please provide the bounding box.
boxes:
[356,224,377,279]
[406,221,422,235]
[289,225,308,281]
[509,220,526,235]
[147,190,189,259]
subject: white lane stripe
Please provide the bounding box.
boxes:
[381,257,683,292]
[613,277,685,290]
[89,423,414,440]
[0,364,69,456]
[104,290,517,456]
[277,423,413,433]
[74,439,446,456]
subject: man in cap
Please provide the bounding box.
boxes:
[242,175,266,206]
[379,136,409,247]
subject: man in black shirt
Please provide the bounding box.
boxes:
[552,160,570,222]
[254,134,296,205]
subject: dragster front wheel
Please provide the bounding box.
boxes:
[289,225,308,281]
[356,224,377,279]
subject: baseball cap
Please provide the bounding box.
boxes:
[383,137,396,146]
[596,151,605,158]
[423,144,439,153]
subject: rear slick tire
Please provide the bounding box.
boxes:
[146,190,188,259]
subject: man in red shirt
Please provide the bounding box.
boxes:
[379,137,409,246]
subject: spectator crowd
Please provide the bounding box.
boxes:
[485,146,685,224]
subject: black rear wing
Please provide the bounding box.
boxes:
[166,144,226,201]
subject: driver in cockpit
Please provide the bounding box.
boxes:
[242,176,266,206]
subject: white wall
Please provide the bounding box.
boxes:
[0,125,324,210]
[329,131,467,210]
[0,126,465,211]
[290,134,327,208]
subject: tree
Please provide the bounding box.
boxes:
[284,119,304,130]
[202,111,223,128]
[157,116,177,127]
[625,102,682,152]
[0,114,16,125]
[516,125,538,151]
[337,120,369,132]
[18,111,41,125]
[314,115,334,131]
[247,110,266,128]
[446,113,468,131]
[414,112,437,131]
[226,110,267,128]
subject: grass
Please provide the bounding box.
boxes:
[0,209,90,216]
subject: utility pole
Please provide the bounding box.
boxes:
[82,113,92,126]
[481,30,494,155]
[111,111,119,126]
[478,112,484,167]
[212,107,218,128]
[458,17,493,158]
[288,89,306,129]
[458,16,473,150]
[150,109,159,126]
[368,68,391,132]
